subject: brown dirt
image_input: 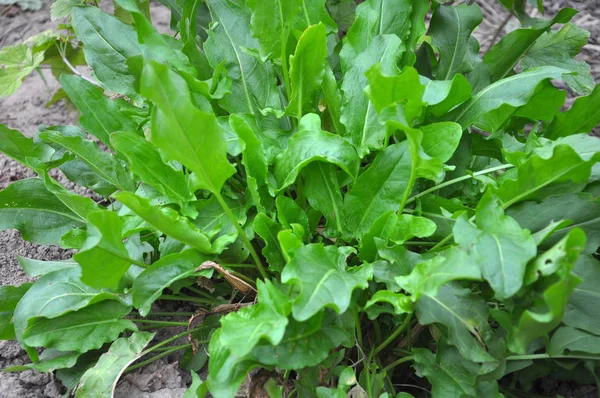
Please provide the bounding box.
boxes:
[0,0,598,397]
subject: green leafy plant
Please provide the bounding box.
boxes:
[1,0,600,397]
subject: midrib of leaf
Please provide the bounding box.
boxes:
[0,206,82,223]
[319,163,343,232]
[37,292,106,315]
[441,363,472,394]
[426,295,478,338]
[25,318,130,338]
[444,6,461,81]
[553,334,590,351]
[66,87,112,142]
[378,0,385,34]
[303,268,337,313]
[301,0,311,25]
[209,6,255,115]
[573,288,600,298]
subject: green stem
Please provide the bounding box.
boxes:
[126,344,191,373]
[141,327,209,357]
[135,311,195,317]
[213,191,267,279]
[152,343,191,352]
[185,286,215,300]
[506,354,600,361]
[132,319,189,327]
[383,356,414,372]
[406,164,513,206]
[398,169,417,215]
[373,313,413,357]
[159,295,213,304]
[429,233,454,252]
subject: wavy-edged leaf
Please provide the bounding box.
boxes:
[132,250,210,316]
[111,131,196,217]
[22,301,136,353]
[140,60,235,194]
[546,84,600,140]
[303,162,345,236]
[422,74,472,117]
[564,255,600,335]
[364,291,412,319]
[391,215,436,244]
[0,178,84,245]
[254,213,285,272]
[0,124,53,167]
[282,244,372,321]
[75,331,154,397]
[274,114,360,191]
[0,42,45,97]
[114,192,214,253]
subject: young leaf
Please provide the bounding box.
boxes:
[254,213,286,272]
[140,60,235,194]
[204,0,281,117]
[286,23,328,119]
[0,178,84,245]
[60,75,136,147]
[74,210,136,289]
[429,3,483,80]
[422,74,473,117]
[76,332,154,397]
[274,114,360,191]
[111,131,196,217]
[114,192,214,253]
[390,215,436,244]
[0,284,32,340]
[364,291,412,318]
[545,84,600,139]
[132,250,210,316]
[416,283,495,363]
[22,301,137,353]
[303,162,345,235]
[183,371,209,398]
[344,142,411,236]
[282,244,372,321]
[71,6,142,95]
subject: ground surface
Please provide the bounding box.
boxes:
[0,0,599,397]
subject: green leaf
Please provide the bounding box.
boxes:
[429,4,483,80]
[364,291,412,318]
[359,211,397,262]
[13,267,123,343]
[422,74,473,117]
[0,124,53,167]
[483,9,577,82]
[0,284,32,340]
[282,244,372,321]
[294,0,337,33]
[546,84,600,140]
[75,332,154,397]
[140,60,235,194]
[494,145,598,209]
[0,178,84,245]
[416,283,495,363]
[450,66,568,128]
[114,192,214,253]
[549,326,600,356]
[374,244,421,292]
[17,257,78,278]
[3,349,80,373]
[522,22,595,95]
[74,211,135,289]
[194,195,246,251]
[343,142,410,236]
[286,23,328,119]
[390,215,436,244]
[72,6,142,95]
[564,255,600,335]
[274,114,360,191]
[40,130,135,192]
[111,131,196,217]
[340,35,403,156]
[132,250,210,316]
[22,301,136,353]
[412,346,479,397]
[254,213,286,272]
[247,0,300,61]
[204,0,281,117]
[0,43,45,97]
[276,196,309,237]
[183,371,208,398]
[303,162,345,235]
[60,75,136,146]
[219,280,291,357]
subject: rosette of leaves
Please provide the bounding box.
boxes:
[1,0,600,396]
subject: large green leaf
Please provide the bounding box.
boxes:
[522,22,595,95]
[429,3,483,80]
[564,255,600,335]
[74,211,136,289]
[303,162,345,236]
[17,257,77,278]
[286,23,328,119]
[111,131,196,217]
[219,280,291,357]
[340,35,403,157]
[4,349,81,373]
[0,284,32,340]
[132,250,210,316]
[546,84,600,139]
[449,66,568,128]
[75,332,154,397]
[60,75,136,146]
[13,267,123,343]
[71,6,142,95]
[483,9,576,82]
[0,178,84,245]
[247,0,300,61]
[549,326,600,356]
[343,142,411,236]
[281,244,372,321]
[422,74,472,117]
[40,130,135,192]
[140,60,235,194]
[22,301,136,353]
[204,0,281,117]
[274,114,360,191]
[114,192,214,253]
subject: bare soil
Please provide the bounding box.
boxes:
[0,0,599,397]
